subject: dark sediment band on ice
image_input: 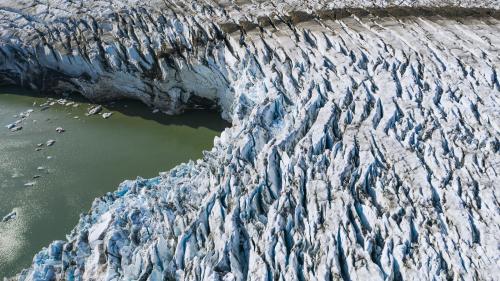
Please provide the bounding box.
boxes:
[222,7,500,33]
[317,6,500,20]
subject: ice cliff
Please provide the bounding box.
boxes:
[0,0,499,280]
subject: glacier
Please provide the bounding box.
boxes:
[0,0,499,280]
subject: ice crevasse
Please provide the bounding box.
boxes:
[0,0,499,280]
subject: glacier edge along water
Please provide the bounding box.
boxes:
[0,87,228,278]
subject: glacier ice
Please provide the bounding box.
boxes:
[0,0,499,280]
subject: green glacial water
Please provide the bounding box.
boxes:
[0,87,228,278]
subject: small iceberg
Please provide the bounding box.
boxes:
[87,105,102,116]
[2,210,17,222]
[10,125,22,132]
[102,112,113,119]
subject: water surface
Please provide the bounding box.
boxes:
[0,87,227,278]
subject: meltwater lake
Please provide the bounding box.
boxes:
[0,87,227,278]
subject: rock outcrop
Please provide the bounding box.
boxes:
[1,1,499,280]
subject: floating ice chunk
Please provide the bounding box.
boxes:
[102,112,113,119]
[55,127,65,133]
[87,105,102,116]
[19,109,34,118]
[46,140,56,146]
[2,210,17,222]
[24,181,36,187]
[10,125,22,132]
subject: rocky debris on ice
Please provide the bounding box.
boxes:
[1,210,17,222]
[1,0,499,280]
